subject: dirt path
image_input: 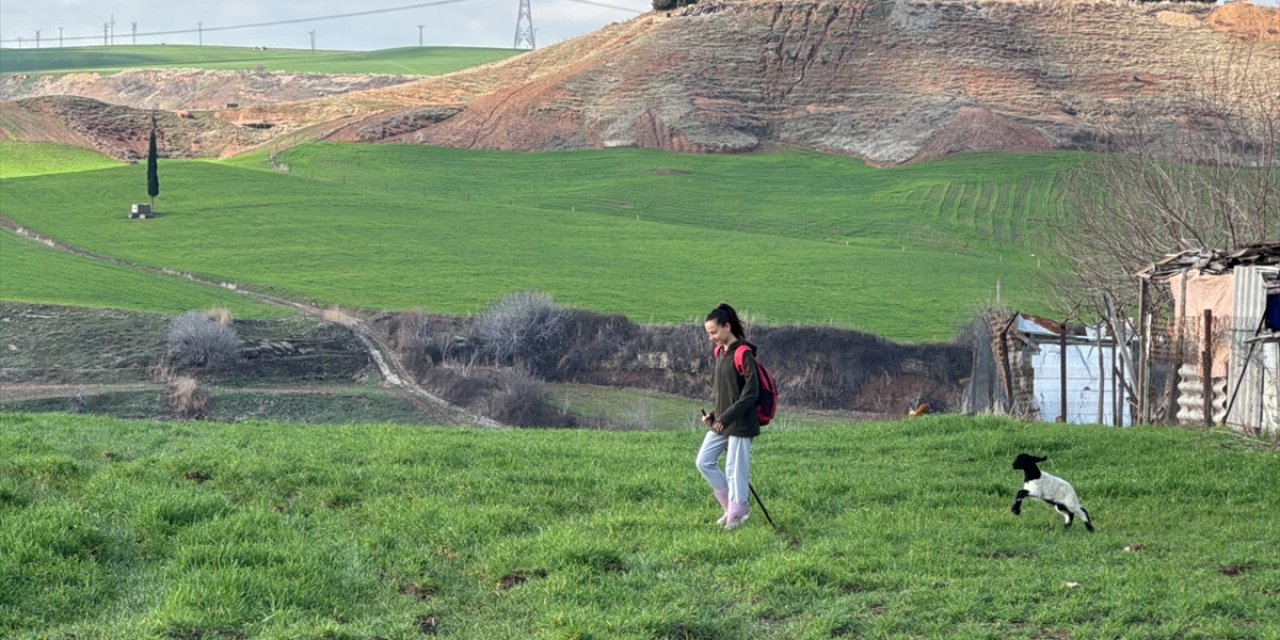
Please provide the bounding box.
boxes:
[0,383,160,401]
[0,217,503,428]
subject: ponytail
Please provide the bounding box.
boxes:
[705,303,745,340]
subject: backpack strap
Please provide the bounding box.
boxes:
[733,343,754,376]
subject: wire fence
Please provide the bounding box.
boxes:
[965,310,1277,431]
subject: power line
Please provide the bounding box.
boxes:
[566,0,644,13]
[0,0,472,47]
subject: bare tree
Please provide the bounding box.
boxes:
[472,291,569,377]
[1053,44,1279,319]
[167,310,239,371]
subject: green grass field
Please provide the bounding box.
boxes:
[0,230,288,319]
[2,412,1276,639]
[0,45,520,76]
[0,142,123,179]
[0,143,1076,342]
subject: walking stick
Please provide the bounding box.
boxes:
[748,482,776,528]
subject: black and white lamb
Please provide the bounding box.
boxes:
[1011,453,1094,532]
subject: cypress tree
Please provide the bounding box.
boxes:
[147,114,160,209]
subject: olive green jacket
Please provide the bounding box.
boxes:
[712,340,761,438]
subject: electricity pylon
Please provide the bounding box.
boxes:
[513,0,535,50]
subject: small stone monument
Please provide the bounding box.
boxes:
[129,203,154,219]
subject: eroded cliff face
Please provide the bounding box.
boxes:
[1,96,276,160]
[0,70,415,159]
[332,0,1278,164]
[4,0,1277,164]
[0,69,415,111]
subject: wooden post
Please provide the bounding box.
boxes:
[1100,291,1136,425]
[1138,279,1151,424]
[999,330,1014,414]
[1203,309,1214,427]
[1059,322,1069,423]
[1112,338,1121,426]
[1178,273,1188,378]
[1097,322,1105,425]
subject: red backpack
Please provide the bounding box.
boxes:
[732,343,778,426]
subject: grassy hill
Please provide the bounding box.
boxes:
[0,143,1075,343]
[0,231,288,318]
[0,45,521,76]
[0,145,286,318]
[0,141,123,178]
[2,412,1276,639]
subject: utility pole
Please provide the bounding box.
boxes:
[59,27,63,48]
[308,30,316,52]
[513,0,535,50]
[198,22,203,46]
[110,13,115,45]
[418,24,424,47]
[103,23,109,46]
[132,22,137,45]
[35,31,40,48]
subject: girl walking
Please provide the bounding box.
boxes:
[697,303,760,530]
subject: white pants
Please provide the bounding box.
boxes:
[696,431,752,507]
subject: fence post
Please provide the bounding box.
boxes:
[1203,309,1214,427]
[1097,322,1105,425]
[1059,322,1068,423]
[1138,279,1150,424]
[1112,339,1121,426]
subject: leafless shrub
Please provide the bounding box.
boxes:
[166,311,239,371]
[751,326,898,408]
[392,308,474,376]
[553,310,640,380]
[167,376,210,420]
[473,291,570,377]
[417,366,500,408]
[416,366,571,427]
[626,399,656,431]
[394,308,433,373]
[482,369,569,427]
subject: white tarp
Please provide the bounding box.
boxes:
[1031,341,1132,426]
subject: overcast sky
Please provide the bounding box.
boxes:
[0,0,653,51]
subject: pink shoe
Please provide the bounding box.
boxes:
[713,489,729,525]
[724,501,750,530]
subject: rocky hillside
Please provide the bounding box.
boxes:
[332,0,1277,164]
[0,69,414,111]
[2,0,1277,164]
[0,70,416,159]
[0,95,278,160]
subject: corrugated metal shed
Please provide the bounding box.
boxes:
[1136,242,1280,280]
[1020,316,1133,426]
[1137,241,1280,434]
[1225,266,1280,434]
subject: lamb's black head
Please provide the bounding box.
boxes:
[1012,453,1047,472]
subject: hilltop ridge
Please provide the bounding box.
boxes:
[328,0,1276,164]
[2,0,1277,164]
